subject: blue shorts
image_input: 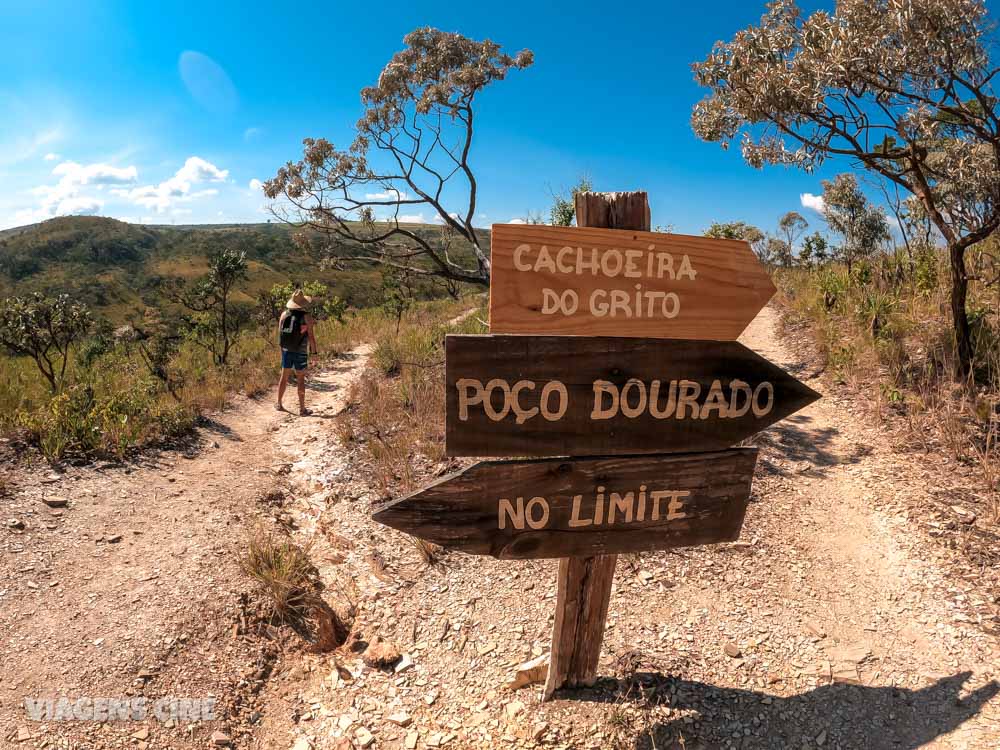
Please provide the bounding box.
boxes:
[281,350,308,371]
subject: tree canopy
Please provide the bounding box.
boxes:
[692,0,1000,374]
[265,28,533,286]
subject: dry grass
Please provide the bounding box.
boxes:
[778,251,1000,525]
[238,526,321,623]
[238,525,353,650]
[337,299,486,501]
[333,410,356,445]
[409,537,445,567]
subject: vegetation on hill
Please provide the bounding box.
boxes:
[0,214,479,463]
[719,183,1000,524]
[0,216,474,320]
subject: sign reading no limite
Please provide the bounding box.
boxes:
[488,224,776,340]
[373,448,758,559]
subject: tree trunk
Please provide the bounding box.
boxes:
[950,242,972,379]
[220,293,230,366]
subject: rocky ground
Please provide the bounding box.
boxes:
[2,305,999,749]
[249,306,1000,750]
[0,348,370,749]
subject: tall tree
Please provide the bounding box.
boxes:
[777,211,808,267]
[0,293,91,392]
[265,29,533,287]
[704,221,769,262]
[821,175,891,273]
[692,0,1000,376]
[171,248,249,366]
[800,232,830,267]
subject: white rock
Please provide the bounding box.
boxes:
[507,654,548,690]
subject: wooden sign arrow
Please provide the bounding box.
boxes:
[373,449,758,559]
[446,335,820,458]
[488,223,776,340]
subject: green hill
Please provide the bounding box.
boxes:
[0,216,485,321]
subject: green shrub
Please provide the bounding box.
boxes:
[914,245,939,296]
[856,287,897,339]
[817,268,847,312]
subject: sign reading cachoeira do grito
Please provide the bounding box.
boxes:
[372,190,820,701]
[488,224,776,340]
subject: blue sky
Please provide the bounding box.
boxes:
[2,0,865,233]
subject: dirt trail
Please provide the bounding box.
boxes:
[2,306,999,750]
[0,345,370,748]
[253,305,1000,750]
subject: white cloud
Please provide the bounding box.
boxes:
[800,192,826,213]
[432,211,460,224]
[44,152,60,161]
[397,213,424,223]
[1,127,62,166]
[244,127,262,141]
[51,161,138,187]
[55,196,103,215]
[22,159,137,223]
[116,156,228,213]
[249,178,263,192]
[365,189,410,201]
[508,217,527,224]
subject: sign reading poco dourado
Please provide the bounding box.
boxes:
[444,335,819,458]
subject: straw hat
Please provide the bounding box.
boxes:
[286,289,312,310]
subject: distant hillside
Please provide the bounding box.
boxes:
[0,216,486,321]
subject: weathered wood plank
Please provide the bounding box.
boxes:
[487,222,775,340]
[445,335,820,458]
[371,449,759,559]
[543,554,617,698]
[575,190,650,232]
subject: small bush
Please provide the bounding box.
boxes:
[238,527,321,623]
[238,526,351,650]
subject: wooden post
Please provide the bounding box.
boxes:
[542,190,651,700]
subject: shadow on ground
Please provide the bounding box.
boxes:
[749,412,871,477]
[558,671,998,749]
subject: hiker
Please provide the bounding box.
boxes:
[277,289,319,415]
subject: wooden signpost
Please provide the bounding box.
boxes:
[372,190,820,700]
[445,335,819,457]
